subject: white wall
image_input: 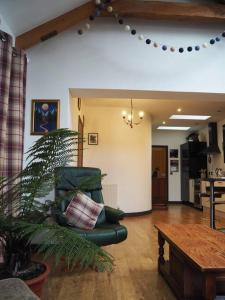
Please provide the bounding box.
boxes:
[24,18,225,154]
[152,130,187,202]
[82,105,152,213]
[0,12,14,39]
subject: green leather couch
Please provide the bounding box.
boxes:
[53,167,128,246]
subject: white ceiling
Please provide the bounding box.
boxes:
[0,0,216,36]
[0,0,88,35]
[83,97,225,131]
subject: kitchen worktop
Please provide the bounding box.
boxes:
[202,178,225,182]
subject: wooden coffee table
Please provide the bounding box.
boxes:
[155,224,225,300]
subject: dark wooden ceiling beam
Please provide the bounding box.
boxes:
[15,1,95,50]
[110,0,225,22]
[16,0,225,50]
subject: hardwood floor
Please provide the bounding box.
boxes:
[43,205,220,300]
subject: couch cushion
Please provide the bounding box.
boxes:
[90,190,106,225]
[96,209,106,225]
[55,167,102,191]
[65,192,104,230]
[57,190,106,226]
[55,167,106,225]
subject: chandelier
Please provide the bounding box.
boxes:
[121,99,144,128]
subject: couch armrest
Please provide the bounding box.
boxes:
[104,206,125,223]
[51,208,68,226]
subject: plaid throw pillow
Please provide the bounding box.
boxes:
[65,192,104,230]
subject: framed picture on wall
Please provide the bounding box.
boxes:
[170,149,178,158]
[88,133,98,145]
[31,99,60,135]
[170,160,179,173]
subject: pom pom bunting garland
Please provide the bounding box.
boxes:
[77,0,225,54]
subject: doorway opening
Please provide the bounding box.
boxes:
[152,145,168,210]
[70,88,225,215]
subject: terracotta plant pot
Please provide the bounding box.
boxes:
[25,262,50,298]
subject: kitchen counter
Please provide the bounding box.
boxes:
[203,178,225,182]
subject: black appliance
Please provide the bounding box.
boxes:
[180,142,207,202]
[207,122,220,154]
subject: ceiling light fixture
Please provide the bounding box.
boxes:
[122,99,144,128]
[170,115,211,120]
[162,121,166,125]
[157,126,190,131]
[177,108,182,112]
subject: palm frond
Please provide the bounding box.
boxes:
[15,221,114,272]
[0,129,114,273]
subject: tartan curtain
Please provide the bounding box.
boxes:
[0,30,27,179]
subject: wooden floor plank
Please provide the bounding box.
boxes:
[43,205,224,300]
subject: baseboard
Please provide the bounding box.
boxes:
[182,201,203,211]
[168,201,183,205]
[124,209,152,217]
[182,201,194,207]
[193,205,203,211]
[153,204,168,210]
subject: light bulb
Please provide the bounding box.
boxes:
[177,108,182,112]
[139,111,144,118]
[122,110,127,117]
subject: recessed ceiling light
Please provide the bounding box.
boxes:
[177,108,182,112]
[170,115,211,120]
[157,126,190,131]
[162,121,166,125]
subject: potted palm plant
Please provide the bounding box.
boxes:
[0,129,113,297]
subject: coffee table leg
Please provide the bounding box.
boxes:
[203,273,216,300]
[158,232,165,268]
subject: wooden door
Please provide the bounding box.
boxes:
[152,146,168,210]
[77,116,84,167]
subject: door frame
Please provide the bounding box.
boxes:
[77,116,84,167]
[152,145,169,209]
